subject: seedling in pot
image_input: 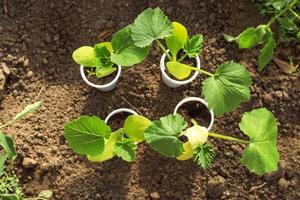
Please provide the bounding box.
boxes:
[131,8,252,116]
[64,114,151,162]
[72,25,149,80]
[144,108,279,175]
[0,101,52,200]
[224,0,300,70]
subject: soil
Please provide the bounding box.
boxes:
[0,0,299,200]
[106,112,131,132]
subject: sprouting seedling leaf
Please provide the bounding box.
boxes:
[202,61,252,116]
[165,21,188,60]
[0,132,17,161]
[258,28,276,70]
[13,101,43,122]
[183,34,204,58]
[124,115,151,143]
[87,129,122,162]
[239,108,279,175]
[131,7,172,47]
[193,143,215,169]
[72,46,99,67]
[110,25,150,67]
[115,139,136,162]
[95,66,117,78]
[93,44,113,68]
[64,116,111,157]
[144,114,187,157]
[183,122,208,149]
[166,61,193,80]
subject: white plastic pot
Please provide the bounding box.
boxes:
[105,108,138,124]
[160,52,201,88]
[173,97,214,131]
[80,65,122,92]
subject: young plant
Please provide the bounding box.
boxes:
[72,25,150,78]
[131,8,252,116]
[224,0,300,70]
[0,101,52,200]
[144,108,279,175]
[64,115,151,162]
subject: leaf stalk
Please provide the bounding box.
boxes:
[155,39,173,60]
[208,132,250,144]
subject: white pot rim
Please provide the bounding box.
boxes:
[80,65,122,90]
[160,52,201,85]
[173,97,214,131]
[105,108,138,124]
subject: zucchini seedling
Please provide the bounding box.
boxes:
[144,108,279,175]
[64,115,151,162]
[224,0,300,70]
[72,25,150,79]
[131,8,252,116]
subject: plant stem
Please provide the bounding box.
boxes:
[0,120,15,129]
[185,65,214,77]
[155,39,173,60]
[289,8,300,20]
[267,0,299,27]
[177,53,188,62]
[208,132,250,144]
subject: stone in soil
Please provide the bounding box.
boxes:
[207,175,226,198]
[22,157,38,168]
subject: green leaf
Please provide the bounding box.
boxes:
[224,26,266,49]
[183,34,204,58]
[165,22,188,59]
[258,28,276,70]
[278,16,297,31]
[202,61,252,116]
[144,114,187,157]
[131,7,172,47]
[95,66,117,78]
[193,143,215,169]
[87,129,122,162]
[166,61,193,80]
[0,131,17,160]
[72,46,99,67]
[124,115,151,143]
[239,108,279,175]
[13,101,43,122]
[64,116,111,157]
[93,44,113,68]
[37,190,53,199]
[0,194,22,200]
[111,26,150,67]
[297,31,300,39]
[271,0,286,10]
[0,154,7,176]
[115,139,136,162]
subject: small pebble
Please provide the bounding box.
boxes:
[26,70,34,79]
[22,157,37,168]
[150,192,160,199]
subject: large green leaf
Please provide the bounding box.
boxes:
[183,34,204,58]
[144,114,187,157]
[202,61,252,116]
[239,108,279,175]
[258,28,276,70]
[0,131,17,160]
[72,46,99,67]
[131,8,172,47]
[64,116,111,157]
[13,101,43,122]
[166,61,193,80]
[115,139,136,162]
[124,115,151,143]
[165,22,188,60]
[111,26,150,67]
[87,130,122,162]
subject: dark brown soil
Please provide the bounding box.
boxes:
[0,0,299,200]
